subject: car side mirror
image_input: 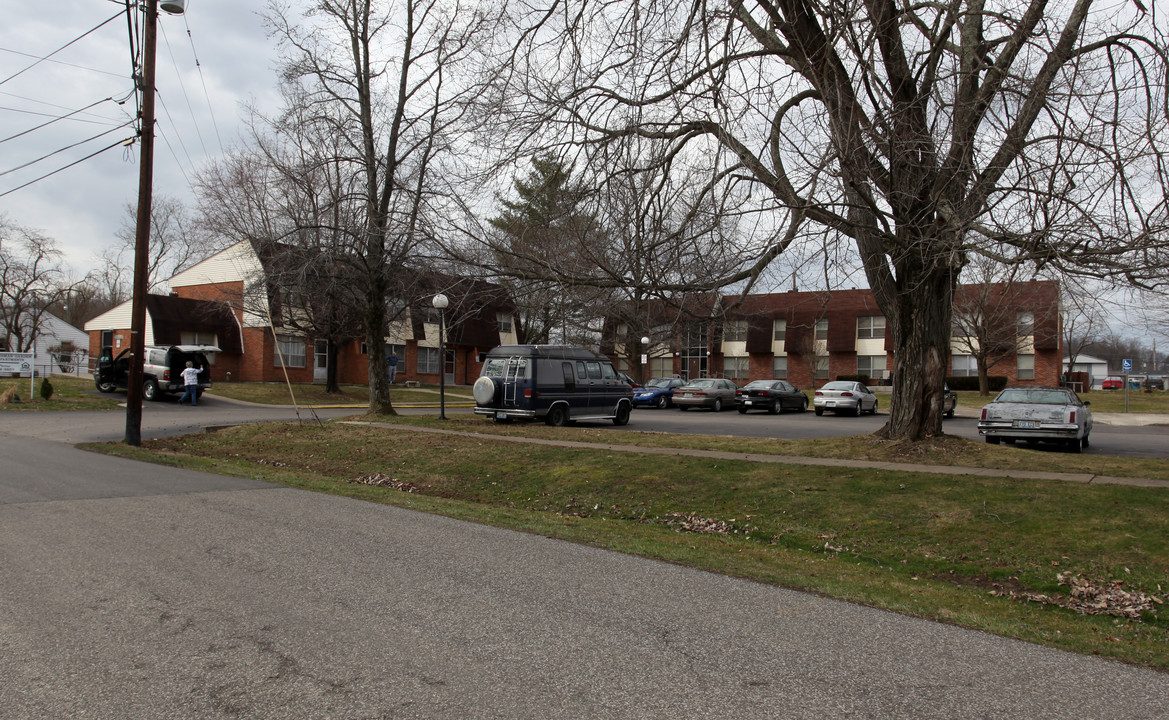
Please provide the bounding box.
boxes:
[1084,401,1091,406]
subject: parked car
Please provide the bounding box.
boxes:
[1101,376,1123,390]
[673,378,739,411]
[95,344,218,401]
[633,377,686,409]
[977,386,1092,453]
[942,384,957,418]
[472,345,633,426]
[618,372,641,389]
[1144,375,1165,391]
[735,379,809,414]
[813,380,878,416]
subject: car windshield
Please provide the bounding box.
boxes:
[685,379,717,388]
[995,388,1076,405]
[743,381,774,390]
[646,378,674,388]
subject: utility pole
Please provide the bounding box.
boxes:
[125,0,183,445]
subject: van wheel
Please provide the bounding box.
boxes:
[96,380,116,393]
[612,404,630,426]
[143,379,159,401]
[545,405,569,427]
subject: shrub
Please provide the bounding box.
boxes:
[835,374,872,384]
[39,377,54,401]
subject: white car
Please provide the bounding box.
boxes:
[813,380,878,416]
[978,386,1092,453]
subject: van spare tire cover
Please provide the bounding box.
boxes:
[473,376,497,406]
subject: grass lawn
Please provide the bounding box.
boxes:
[88,416,1169,670]
[206,381,473,406]
[0,376,121,411]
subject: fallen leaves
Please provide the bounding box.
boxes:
[992,573,1165,620]
[348,472,419,493]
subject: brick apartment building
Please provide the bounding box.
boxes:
[606,281,1062,388]
[84,240,523,387]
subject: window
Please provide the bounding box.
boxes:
[723,320,747,343]
[497,312,512,333]
[857,316,885,339]
[649,357,672,377]
[773,319,786,342]
[814,356,830,379]
[417,346,440,374]
[857,355,885,378]
[815,319,828,340]
[952,354,977,377]
[773,355,788,378]
[276,335,306,368]
[725,356,749,381]
[1017,311,1035,336]
[1017,354,1035,380]
[181,331,217,346]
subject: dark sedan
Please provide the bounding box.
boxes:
[735,379,809,414]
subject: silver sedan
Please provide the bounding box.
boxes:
[813,380,878,416]
[978,386,1093,453]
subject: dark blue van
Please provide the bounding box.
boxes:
[472,345,633,426]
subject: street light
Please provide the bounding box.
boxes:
[125,0,184,446]
[432,294,449,420]
[640,336,650,384]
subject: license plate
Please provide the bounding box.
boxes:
[826,401,836,407]
[496,411,507,419]
[682,392,692,397]
[744,400,753,405]
[1013,420,1039,429]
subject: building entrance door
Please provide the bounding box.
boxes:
[314,340,328,384]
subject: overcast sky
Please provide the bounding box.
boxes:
[0,0,279,278]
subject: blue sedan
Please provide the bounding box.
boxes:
[633,377,686,409]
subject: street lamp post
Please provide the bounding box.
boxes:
[640,336,650,384]
[432,294,449,420]
[125,0,184,446]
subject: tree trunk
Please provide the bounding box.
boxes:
[877,267,954,441]
[325,339,342,394]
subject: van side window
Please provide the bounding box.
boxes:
[586,361,602,379]
[600,363,617,379]
[562,362,576,391]
[577,361,588,379]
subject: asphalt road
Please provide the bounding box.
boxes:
[621,405,1169,459]
[2,399,1167,718]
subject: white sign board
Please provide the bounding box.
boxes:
[0,352,34,376]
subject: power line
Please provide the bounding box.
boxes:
[0,119,136,177]
[0,97,130,141]
[158,21,209,157]
[0,47,126,78]
[0,136,134,198]
[183,14,225,155]
[0,11,125,86]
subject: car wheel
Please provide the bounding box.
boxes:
[768,401,780,415]
[612,403,631,426]
[870,399,878,415]
[1082,433,1090,449]
[985,436,1001,444]
[944,405,955,418]
[656,395,669,409]
[545,405,569,427]
[143,379,159,401]
[799,398,808,413]
[814,407,824,416]
[712,398,722,412]
[1066,438,1083,454]
[96,381,117,393]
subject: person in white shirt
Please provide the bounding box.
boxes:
[178,361,202,406]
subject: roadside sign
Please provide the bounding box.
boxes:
[1122,358,1133,372]
[0,352,34,376]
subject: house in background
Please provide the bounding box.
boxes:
[2,310,90,375]
[605,281,1062,388]
[84,240,523,386]
[1063,354,1109,389]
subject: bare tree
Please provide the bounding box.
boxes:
[256,0,498,413]
[494,0,1169,440]
[0,218,68,353]
[112,195,216,293]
